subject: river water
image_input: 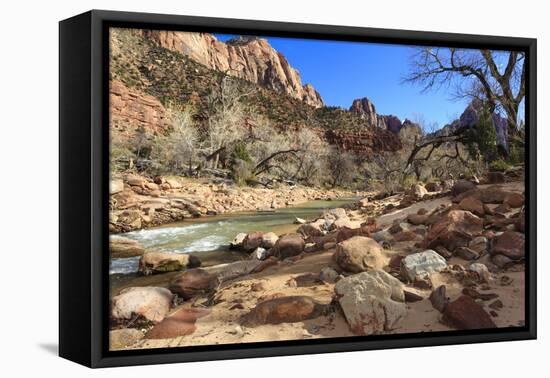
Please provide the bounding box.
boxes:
[110,198,355,275]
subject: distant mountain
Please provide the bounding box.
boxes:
[140,30,324,108]
[431,100,509,151]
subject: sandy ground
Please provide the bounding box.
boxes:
[118,181,526,350]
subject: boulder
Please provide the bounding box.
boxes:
[334,236,387,273]
[109,236,145,258]
[261,232,279,249]
[425,210,483,251]
[429,285,448,312]
[230,233,247,249]
[452,180,476,197]
[490,230,525,260]
[111,287,173,324]
[319,267,339,283]
[145,308,210,339]
[454,246,480,261]
[393,230,418,242]
[253,247,270,261]
[169,269,219,299]
[242,231,264,252]
[372,230,393,244]
[458,196,485,217]
[138,251,200,275]
[407,213,428,225]
[335,270,407,335]
[298,219,327,237]
[109,328,144,350]
[468,263,491,283]
[400,250,447,282]
[241,296,326,326]
[125,174,147,188]
[491,254,514,268]
[443,295,496,329]
[389,221,411,235]
[272,233,305,259]
[294,217,306,224]
[110,179,124,195]
[331,217,363,231]
[504,192,524,208]
[469,236,488,254]
[410,184,428,200]
[323,208,347,220]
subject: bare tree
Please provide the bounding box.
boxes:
[404,47,525,137]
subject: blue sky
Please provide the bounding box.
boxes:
[216,34,470,129]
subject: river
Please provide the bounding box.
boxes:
[110,198,355,276]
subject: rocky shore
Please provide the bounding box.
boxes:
[109,170,526,350]
[110,173,363,234]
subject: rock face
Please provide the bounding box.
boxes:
[349,97,379,126]
[443,295,496,329]
[425,210,484,252]
[111,287,173,324]
[241,296,326,326]
[110,80,169,137]
[335,270,407,334]
[138,251,201,275]
[141,31,324,108]
[169,269,219,299]
[109,236,145,258]
[334,236,387,273]
[379,115,403,133]
[324,128,402,156]
[400,250,448,282]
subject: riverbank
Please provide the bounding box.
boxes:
[110,173,365,233]
[109,175,526,350]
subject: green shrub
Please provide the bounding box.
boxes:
[489,159,511,172]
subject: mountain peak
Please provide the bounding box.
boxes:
[141,30,324,108]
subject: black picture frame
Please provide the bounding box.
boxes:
[59,9,537,368]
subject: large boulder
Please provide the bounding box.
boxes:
[230,233,247,249]
[400,250,447,282]
[109,236,145,258]
[458,196,485,217]
[138,251,200,275]
[425,210,483,251]
[490,230,525,260]
[272,233,305,259]
[443,295,496,329]
[111,286,173,324]
[169,269,219,299]
[335,270,407,335]
[242,231,264,252]
[452,180,477,197]
[261,232,279,249]
[504,192,524,208]
[241,296,326,326]
[334,236,387,273]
